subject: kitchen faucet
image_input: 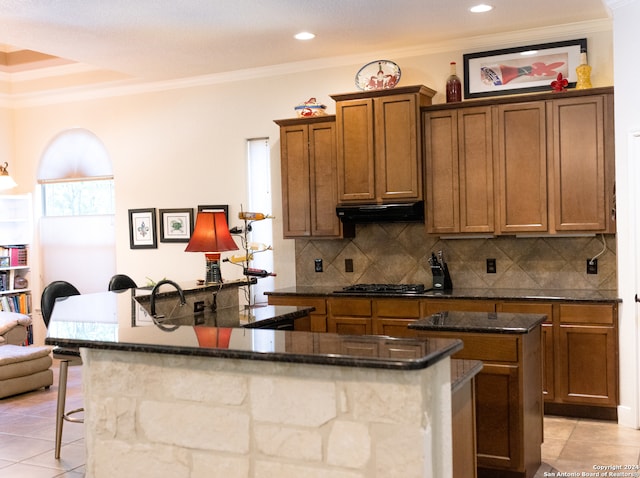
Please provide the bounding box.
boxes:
[149,279,186,320]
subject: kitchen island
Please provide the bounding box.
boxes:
[46,289,464,478]
[409,311,546,478]
[267,286,620,422]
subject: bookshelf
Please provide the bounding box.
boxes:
[0,194,33,345]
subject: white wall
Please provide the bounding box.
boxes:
[606,0,640,429]
[8,23,614,342]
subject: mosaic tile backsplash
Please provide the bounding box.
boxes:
[295,223,617,291]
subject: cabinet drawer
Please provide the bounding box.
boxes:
[497,301,553,323]
[374,299,421,318]
[417,332,519,363]
[329,298,372,316]
[559,304,614,325]
[423,299,495,315]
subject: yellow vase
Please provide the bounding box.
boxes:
[575,52,592,90]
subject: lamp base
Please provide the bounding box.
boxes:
[205,253,222,284]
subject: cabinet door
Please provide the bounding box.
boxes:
[557,303,617,407]
[279,124,311,237]
[328,317,372,335]
[424,109,460,234]
[424,107,494,234]
[475,363,522,471]
[496,102,548,233]
[375,93,422,201]
[374,319,417,337]
[497,301,554,400]
[551,96,606,231]
[336,98,376,202]
[308,121,342,237]
[558,325,617,406]
[458,107,494,233]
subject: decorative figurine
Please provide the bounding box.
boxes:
[550,72,568,92]
[294,97,327,117]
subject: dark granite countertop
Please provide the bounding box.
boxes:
[45,290,463,371]
[265,286,620,303]
[408,310,547,334]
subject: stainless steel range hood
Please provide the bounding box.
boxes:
[336,201,424,224]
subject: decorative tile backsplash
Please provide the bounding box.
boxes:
[295,223,617,291]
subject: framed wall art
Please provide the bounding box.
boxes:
[197,204,229,223]
[463,38,587,99]
[159,208,194,243]
[128,208,157,249]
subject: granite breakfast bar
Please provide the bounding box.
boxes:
[45,287,464,478]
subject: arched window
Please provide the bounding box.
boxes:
[38,128,114,216]
[37,129,116,293]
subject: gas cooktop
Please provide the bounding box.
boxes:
[334,283,426,295]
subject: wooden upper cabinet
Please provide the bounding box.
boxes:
[334,98,375,202]
[495,101,548,233]
[424,106,494,234]
[332,85,435,204]
[275,116,344,238]
[551,95,607,232]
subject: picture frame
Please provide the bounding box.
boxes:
[197,204,229,223]
[463,38,587,99]
[128,208,157,249]
[159,208,194,243]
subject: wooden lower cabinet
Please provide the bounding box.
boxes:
[556,304,618,412]
[498,301,619,419]
[373,298,423,337]
[415,328,543,478]
[269,294,619,421]
[266,295,328,332]
[327,298,372,335]
[328,297,424,337]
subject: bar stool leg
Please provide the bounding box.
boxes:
[55,359,69,459]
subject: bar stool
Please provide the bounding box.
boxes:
[41,280,82,459]
[108,274,137,291]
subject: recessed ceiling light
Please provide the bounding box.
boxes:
[469,4,493,13]
[520,50,538,56]
[294,32,315,41]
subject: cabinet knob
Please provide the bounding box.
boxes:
[635,294,640,303]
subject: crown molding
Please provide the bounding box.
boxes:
[0,18,613,109]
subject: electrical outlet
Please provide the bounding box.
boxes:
[193,301,205,313]
[587,259,598,274]
[314,258,323,272]
[486,258,497,274]
[345,258,354,273]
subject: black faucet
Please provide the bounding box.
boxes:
[149,279,186,319]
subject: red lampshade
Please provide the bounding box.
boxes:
[185,211,238,253]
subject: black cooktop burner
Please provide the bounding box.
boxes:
[335,283,426,294]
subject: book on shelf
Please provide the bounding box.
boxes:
[0,271,8,291]
[0,292,30,314]
[9,246,27,267]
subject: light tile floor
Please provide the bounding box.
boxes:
[0,359,639,477]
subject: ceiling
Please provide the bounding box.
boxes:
[0,0,611,83]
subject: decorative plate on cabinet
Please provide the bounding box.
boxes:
[355,60,401,91]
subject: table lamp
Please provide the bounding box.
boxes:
[185,211,238,283]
